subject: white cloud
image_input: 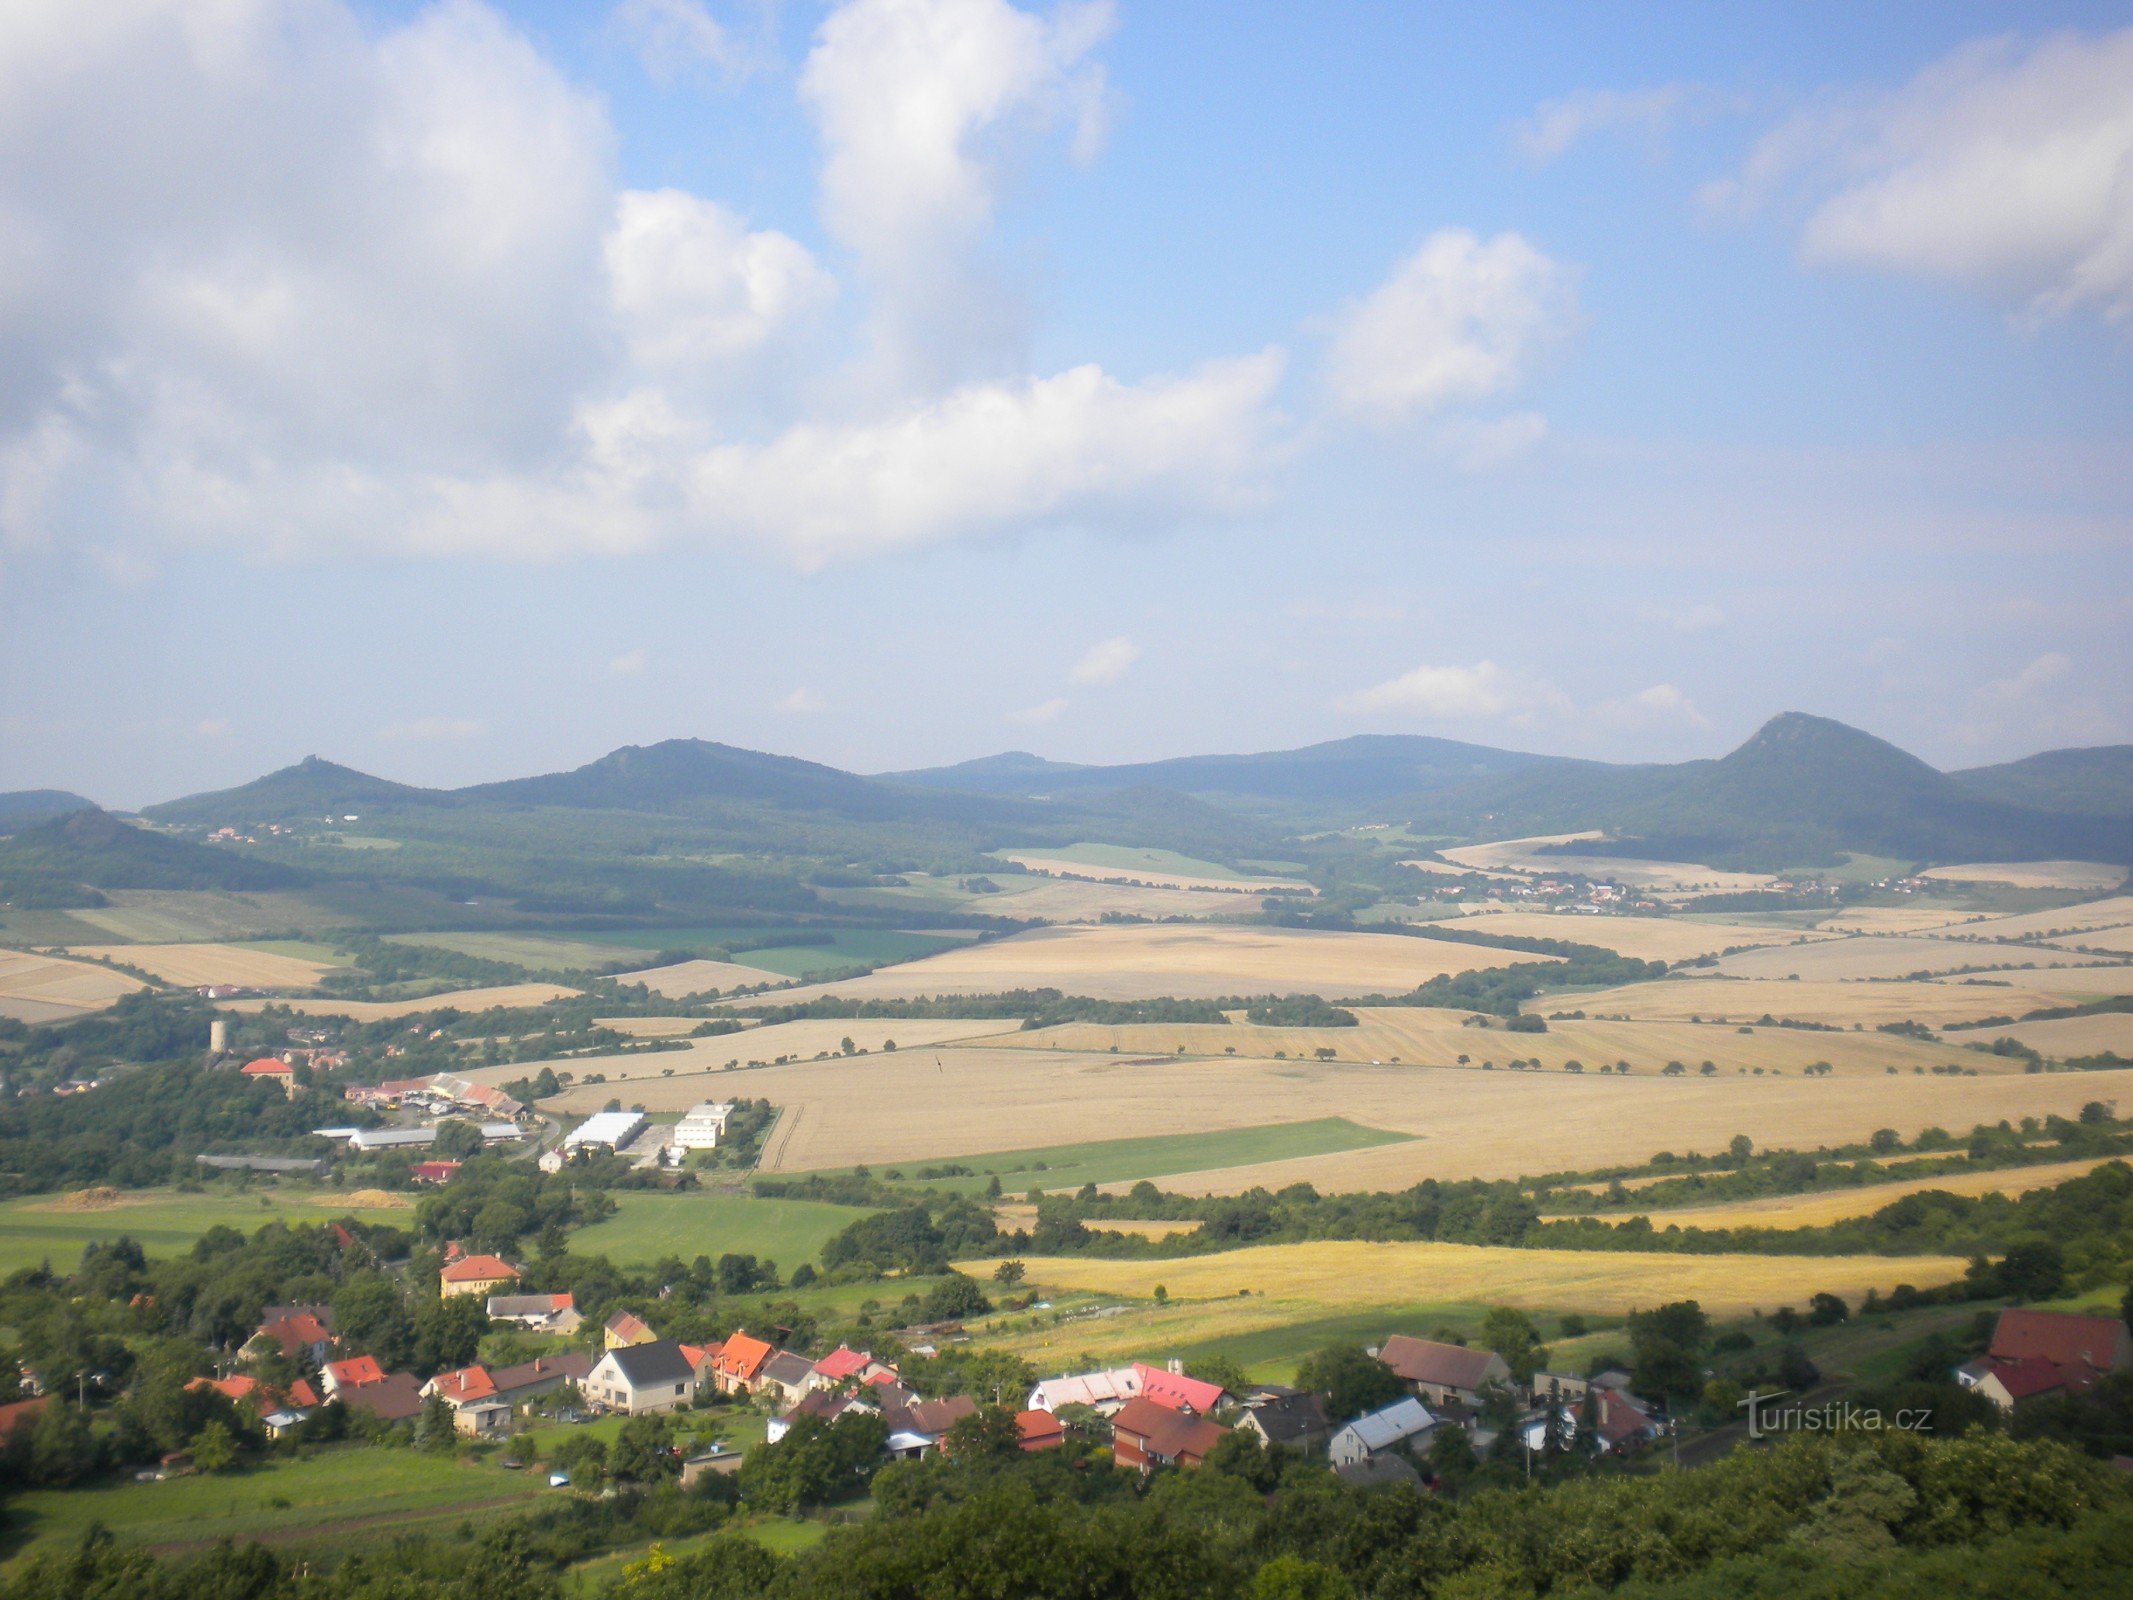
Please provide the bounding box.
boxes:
[1068,635,1138,685]
[377,716,485,742]
[1514,84,1716,163]
[1338,660,1571,722]
[777,686,827,713]
[1593,682,1711,730]
[799,0,1115,382]
[1010,695,1068,724]
[608,648,649,675]
[614,0,756,85]
[680,351,1284,566]
[605,189,835,368]
[1710,29,2133,322]
[1323,230,1579,424]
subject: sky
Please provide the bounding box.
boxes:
[2,0,2130,808]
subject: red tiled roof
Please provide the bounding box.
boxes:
[1015,1409,1065,1449]
[605,1310,655,1342]
[1990,1310,2132,1374]
[813,1345,874,1382]
[258,1312,332,1357]
[241,1057,292,1075]
[1986,1355,2072,1401]
[430,1365,498,1404]
[439,1254,518,1283]
[0,1397,49,1439]
[326,1355,385,1389]
[1112,1396,1227,1465]
[288,1378,320,1407]
[713,1331,774,1379]
[679,1341,723,1372]
[1133,1362,1226,1414]
[1378,1335,1501,1391]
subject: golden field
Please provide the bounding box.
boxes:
[1919,862,2127,892]
[1445,909,1826,963]
[1947,964,2133,999]
[963,875,1275,922]
[998,853,1312,895]
[1814,906,1984,935]
[720,923,1557,1005]
[73,942,336,990]
[1711,934,2117,982]
[0,950,145,1022]
[612,958,789,996]
[1568,1157,2118,1231]
[1926,895,2133,942]
[1566,975,2069,1027]
[1435,834,1775,894]
[1967,1013,2133,1059]
[2047,924,2133,955]
[971,1240,1969,1321]
[226,982,582,1020]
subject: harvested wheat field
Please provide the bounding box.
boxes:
[614,958,790,997]
[999,853,1312,895]
[226,982,581,1020]
[1711,934,2117,982]
[1437,835,1774,894]
[1567,976,2067,1029]
[668,1033,2133,1192]
[1965,1013,2133,1059]
[1939,964,2133,999]
[993,1205,1202,1241]
[971,1240,1968,1321]
[716,923,1555,1006]
[1920,862,2128,892]
[1447,909,1825,963]
[1815,906,1990,935]
[2044,924,2133,956]
[969,875,1262,922]
[461,1017,1018,1101]
[73,942,336,989]
[999,1006,1965,1076]
[0,950,145,1022]
[1926,896,2133,943]
[1571,1157,2122,1232]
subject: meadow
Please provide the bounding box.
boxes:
[566,1191,874,1271]
[58,889,343,944]
[0,1188,413,1276]
[1434,835,1777,894]
[611,957,792,995]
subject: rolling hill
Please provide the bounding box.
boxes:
[0,808,307,902]
[0,790,99,833]
[142,756,440,825]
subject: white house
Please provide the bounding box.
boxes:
[673,1102,735,1151]
[583,1340,699,1415]
[1327,1397,1436,1469]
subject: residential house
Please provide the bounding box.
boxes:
[410,1161,460,1185]
[424,1366,510,1436]
[1588,1386,1665,1454]
[1375,1336,1511,1408]
[249,1309,334,1367]
[485,1292,581,1334]
[240,1057,297,1097]
[1027,1366,1144,1416]
[1963,1308,2133,1412]
[1328,1397,1437,1470]
[1516,1405,1580,1454]
[438,1253,520,1300]
[1133,1361,1226,1414]
[1333,1452,1423,1489]
[336,1371,424,1425]
[679,1342,723,1386]
[1111,1396,1228,1472]
[810,1345,897,1391]
[604,1310,658,1350]
[1528,1371,1592,1406]
[321,1356,387,1399]
[710,1331,775,1396]
[882,1394,978,1459]
[583,1339,700,1415]
[768,1387,879,1445]
[1234,1389,1331,1456]
[490,1351,593,1407]
[1014,1409,1066,1451]
[757,1351,817,1409]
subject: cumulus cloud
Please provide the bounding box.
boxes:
[605,189,835,369]
[1514,84,1720,162]
[777,686,827,713]
[1338,660,1571,722]
[800,0,1115,382]
[1010,695,1068,724]
[614,0,758,85]
[1068,635,1138,685]
[1593,682,1711,730]
[1708,29,2133,322]
[1322,230,1578,424]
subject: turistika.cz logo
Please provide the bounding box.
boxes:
[1737,1390,1932,1440]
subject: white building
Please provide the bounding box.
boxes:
[1327,1397,1437,1468]
[673,1102,736,1151]
[562,1109,647,1154]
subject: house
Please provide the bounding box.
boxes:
[770,1386,883,1444]
[1375,1336,1511,1408]
[679,1342,723,1385]
[261,1407,313,1440]
[249,1310,334,1367]
[438,1254,520,1300]
[321,1356,387,1399]
[711,1331,775,1396]
[486,1292,581,1334]
[240,1057,297,1097]
[584,1340,700,1415]
[1111,1396,1228,1472]
[423,1366,510,1436]
[187,1374,321,1418]
[335,1371,424,1424]
[679,1446,745,1485]
[1327,1397,1437,1469]
[1014,1409,1066,1450]
[882,1394,978,1458]
[0,1397,47,1444]
[673,1102,735,1151]
[1133,1361,1226,1414]
[490,1351,593,1406]
[604,1310,657,1349]
[1333,1452,1423,1489]
[1234,1389,1331,1456]
[810,1345,896,1390]
[1516,1405,1579,1453]
[757,1351,817,1408]
[1528,1371,1592,1406]
[1588,1387,1664,1454]
[410,1161,460,1185]
[1964,1308,2133,1411]
[1027,1366,1144,1416]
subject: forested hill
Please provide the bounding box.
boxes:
[0,789,98,832]
[0,807,307,900]
[143,756,441,824]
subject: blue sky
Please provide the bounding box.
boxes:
[2,1,2129,807]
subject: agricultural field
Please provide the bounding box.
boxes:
[1965,1013,2133,1058]
[71,941,342,990]
[1565,975,2071,1028]
[1435,835,1776,894]
[998,1006,1975,1075]
[0,1187,412,1277]
[0,949,145,1022]
[566,1191,874,1270]
[950,873,1262,922]
[1919,861,2128,892]
[1446,909,1827,963]
[0,1440,541,1567]
[385,930,651,969]
[225,982,582,1020]
[996,844,1312,895]
[1921,894,2133,942]
[612,957,791,996]
[790,1119,1415,1196]
[1944,964,2133,999]
[2045,924,2133,955]
[1561,1156,2121,1232]
[1709,933,2118,982]
[1813,906,1991,935]
[57,889,345,944]
[970,1238,1969,1327]
[721,923,1558,1005]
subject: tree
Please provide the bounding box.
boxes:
[1480,1307,1548,1383]
[1728,1134,1754,1164]
[549,1431,607,1488]
[992,1260,1026,1287]
[1295,1346,1406,1424]
[918,1273,992,1323]
[1808,1293,1850,1327]
[432,1119,485,1160]
[413,1292,489,1373]
[416,1393,458,1452]
[191,1418,238,1473]
[942,1406,1024,1467]
[1997,1241,2066,1302]
[1870,1128,1902,1154]
[610,1414,680,1483]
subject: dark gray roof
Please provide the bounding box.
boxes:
[1244,1391,1328,1443]
[762,1352,815,1386]
[1334,1452,1422,1489]
[607,1339,697,1388]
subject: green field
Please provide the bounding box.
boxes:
[394,927,959,979]
[996,842,1285,881]
[387,930,646,970]
[727,931,958,978]
[567,1192,875,1270]
[0,1443,542,1567]
[817,1118,1417,1196]
[0,1189,412,1276]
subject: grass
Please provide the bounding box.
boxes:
[726,932,959,978]
[0,1188,413,1275]
[0,1443,542,1567]
[567,1191,877,1270]
[386,931,645,970]
[802,1118,1416,1196]
[996,843,1277,881]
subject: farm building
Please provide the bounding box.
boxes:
[1375,1336,1512,1408]
[563,1109,648,1154]
[673,1101,736,1150]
